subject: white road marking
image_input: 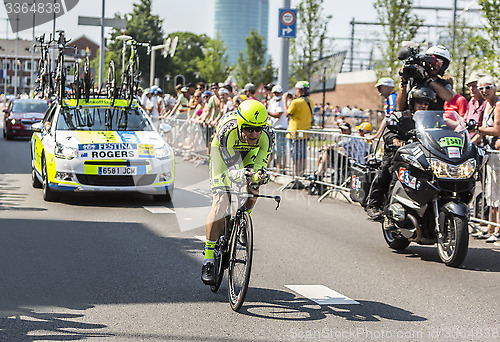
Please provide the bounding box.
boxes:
[285,285,359,305]
[143,206,175,214]
[194,236,206,242]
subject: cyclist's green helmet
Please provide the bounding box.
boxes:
[236,99,268,130]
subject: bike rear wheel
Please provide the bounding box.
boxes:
[228,211,253,311]
[83,56,92,101]
[73,61,81,100]
[106,60,116,101]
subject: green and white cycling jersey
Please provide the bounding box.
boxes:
[209,111,274,192]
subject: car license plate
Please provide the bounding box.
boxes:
[98,167,137,175]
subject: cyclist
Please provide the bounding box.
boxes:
[201,99,275,285]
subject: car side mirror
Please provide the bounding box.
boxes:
[31,121,43,133]
[2,108,8,114]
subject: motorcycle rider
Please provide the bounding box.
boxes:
[366,86,437,220]
[396,45,454,111]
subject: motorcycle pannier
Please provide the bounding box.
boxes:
[350,163,376,205]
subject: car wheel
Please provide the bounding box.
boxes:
[32,163,42,189]
[42,157,61,202]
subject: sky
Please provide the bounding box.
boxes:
[0,0,484,68]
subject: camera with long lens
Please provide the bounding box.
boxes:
[398,46,436,83]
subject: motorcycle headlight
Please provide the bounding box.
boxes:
[55,142,77,160]
[429,158,476,179]
[155,144,171,160]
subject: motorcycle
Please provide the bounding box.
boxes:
[376,110,486,267]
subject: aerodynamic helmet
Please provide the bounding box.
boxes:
[236,99,268,130]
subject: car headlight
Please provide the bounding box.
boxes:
[155,145,171,160]
[429,158,476,179]
[55,142,77,160]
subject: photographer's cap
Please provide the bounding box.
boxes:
[375,77,395,88]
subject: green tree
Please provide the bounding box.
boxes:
[234,29,275,88]
[195,34,231,86]
[466,0,500,79]
[290,0,332,85]
[373,0,422,79]
[164,32,211,92]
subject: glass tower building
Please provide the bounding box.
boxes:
[214,0,269,66]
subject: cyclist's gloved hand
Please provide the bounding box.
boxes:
[257,168,270,185]
[228,168,251,183]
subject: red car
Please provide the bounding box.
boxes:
[3,98,49,140]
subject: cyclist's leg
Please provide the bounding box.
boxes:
[202,152,231,285]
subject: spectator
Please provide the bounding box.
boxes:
[144,88,160,127]
[162,84,189,120]
[263,83,274,107]
[284,81,313,178]
[218,88,234,117]
[196,82,206,93]
[372,77,397,141]
[207,83,221,126]
[186,83,196,100]
[442,74,468,117]
[224,83,234,98]
[465,72,487,142]
[136,87,144,106]
[474,76,500,242]
[244,83,258,101]
[268,85,288,172]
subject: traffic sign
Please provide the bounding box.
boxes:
[278,8,297,38]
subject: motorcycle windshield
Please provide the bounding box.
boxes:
[413,110,471,160]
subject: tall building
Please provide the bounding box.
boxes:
[214,0,269,66]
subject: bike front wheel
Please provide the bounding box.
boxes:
[228,211,253,312]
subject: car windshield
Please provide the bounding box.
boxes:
[12,101,49,113]
[56,106,154,131]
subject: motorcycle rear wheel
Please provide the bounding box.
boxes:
[382,219,411,250]
[437,212,468,267]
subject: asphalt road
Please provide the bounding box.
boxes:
[0,129,499,342]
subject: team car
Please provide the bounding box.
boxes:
[30,98,174,202]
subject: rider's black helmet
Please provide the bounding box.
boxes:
[408,86,437,110]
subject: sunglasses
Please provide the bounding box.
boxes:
[415,99,429,105]
[479,85,494,91]
[241,125,264,133]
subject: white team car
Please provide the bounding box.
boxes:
[30,98,174,202]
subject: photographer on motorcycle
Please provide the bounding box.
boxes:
[396,45,454,111]
[366,86,437,220]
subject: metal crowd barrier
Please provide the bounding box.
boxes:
[162,117,500,229]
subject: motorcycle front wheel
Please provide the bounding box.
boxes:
[437,211,469,267]
[382,218,410,250]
